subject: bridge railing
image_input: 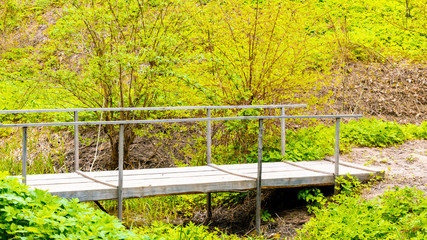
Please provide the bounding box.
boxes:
[0,105,363,233]
[0,104,306,178]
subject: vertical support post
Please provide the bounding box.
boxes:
[207,109,212,164]
[74,111,79,171]
[334,118,341,194]
[280,107,286,156]
[256,119,264,235]
[118,124,124,221]
[22,127,28,184]
[206,109,212,220]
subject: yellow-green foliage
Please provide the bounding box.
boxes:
[0,171,139,239]
[298,187,427,239]
[183,0,334,107]
[317,0,427,61]
[2,0,427,111]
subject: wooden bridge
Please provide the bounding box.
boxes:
[24,160,380,201]
[0,105,383,233]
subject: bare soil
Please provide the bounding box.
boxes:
[342,139,427,199]
[328,61,427,125]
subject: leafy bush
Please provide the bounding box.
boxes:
[297,188,327,214]
[406,121,427,140]
[0,172,139,240]
[298,187,427,239]
[341,118,407,147]
[284,124,335,162]
[334,174,362,196]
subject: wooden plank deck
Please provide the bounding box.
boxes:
[18,160,383,202]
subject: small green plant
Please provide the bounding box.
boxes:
[0,171,139,239]
[261,210,275,222]
[298,188,327,214]
[406,155,417,162]
[80,136,93,147]
[334,174,362,196]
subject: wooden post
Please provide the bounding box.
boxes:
[256,119,264,235]
[118,124,124,221]
[334,118,340,194]
[74,111,79,171]
[22,127,28,184]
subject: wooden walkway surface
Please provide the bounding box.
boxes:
[20,160,383,202]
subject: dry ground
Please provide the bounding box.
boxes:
[343,139,427,199]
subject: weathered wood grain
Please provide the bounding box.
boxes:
[15,160,383,202]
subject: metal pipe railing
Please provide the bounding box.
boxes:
[206,109,212,220]
[0,114,360,128]
[0,104,306,114]
[1,105,361,230]
[118,124,124,221]
[74,111,79,171]
[256,119,264,234]
[2,104,309,222]
[334,118,341,194]
[280,107,286,156]
[21,127,28,184]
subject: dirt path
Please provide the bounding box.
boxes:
[341,139,427,198]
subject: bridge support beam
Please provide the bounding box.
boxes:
[118,124,124,221]
[256,119,264,235]
[22,127,28,184]
[334,118,341,194]
[281,107,286,156]
[206,109,212,220]
[74,111,79,171]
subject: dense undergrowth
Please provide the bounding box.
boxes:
[0,171,138,240]
[299,186,427,239]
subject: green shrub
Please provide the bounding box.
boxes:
[0,172,139,240]
[298,187,427,239]
[407,121,427,139]
[341,118,407,148]
[297,188,327,214]
[284,124,335,162]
